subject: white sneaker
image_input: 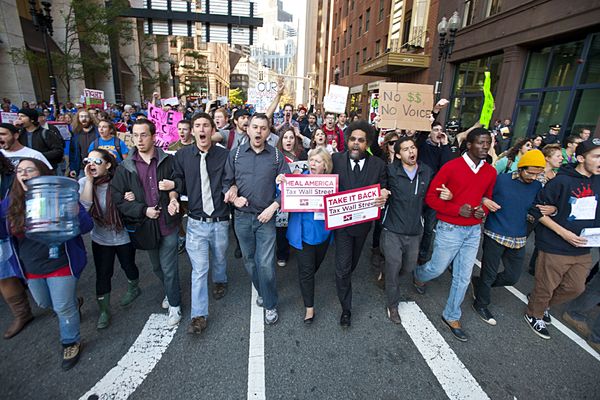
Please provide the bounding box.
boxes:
[265,308,279,325]
[168,306,181,326]
[162,296,169,309]
[277,260,286,267]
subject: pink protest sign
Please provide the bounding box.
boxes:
[147,103,183,149]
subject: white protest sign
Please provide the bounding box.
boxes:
[161,97,179,107]
[247,81,278,113]
[83,88,105,109]
[0,112,18,124]
[281,174,338,212]
[324,184,381,230]
[323,85,349,114]
[378,83,434,131]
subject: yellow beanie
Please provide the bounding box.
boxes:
[517,149,546,169]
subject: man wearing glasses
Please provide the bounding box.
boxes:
[111,119,182,326]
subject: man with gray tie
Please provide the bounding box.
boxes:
[171,113,230,335]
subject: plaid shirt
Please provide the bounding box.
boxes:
[484,229,527,249]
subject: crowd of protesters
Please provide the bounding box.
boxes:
[1,85,599,371]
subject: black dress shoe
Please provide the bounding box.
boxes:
[304,312,315,325]
[340,311,351,327]
[441,316,468,342]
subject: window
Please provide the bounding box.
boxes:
[182,37,194,49]
[362,47,367,63]
[343,30,347,48]
[365,8,370,32]
[345,0,349,16]
[402,10,411,47]
[484,0,502,17]
[358,16,363,36]
[378,0,385,22]
[355,52,360,72]
[462,0,479,27]
[582,34,600,84]
[349,25,352,43]
[351,0,354,11]
[346,57,350,75]
[375,40,381,57]
[341,60,345,77]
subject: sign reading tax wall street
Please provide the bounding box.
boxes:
[324,185,381,230]
[281,174,338,212]
[378,83,434,131]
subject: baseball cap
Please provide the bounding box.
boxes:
[575,138,600,157]
[549,124,561,130]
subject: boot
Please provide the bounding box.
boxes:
[3,291,34,339]
[96,295,111,330]
[120,279,141,307]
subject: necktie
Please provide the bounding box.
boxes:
[200,152,214,216]
[353,160,360,179]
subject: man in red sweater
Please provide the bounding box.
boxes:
[322,112,345,152]
[413,128,496,342]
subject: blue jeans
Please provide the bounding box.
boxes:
[186,218,229,318]
[234,210,278,310]
[147,231,181,307]
[414,221,481,321]
[28,275,80,345]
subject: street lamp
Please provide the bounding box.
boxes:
[29,0,59,115]
[168,57,178,98]
[436,11,461,101]
[334,66,341,85]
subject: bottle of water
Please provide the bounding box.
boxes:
[24,176,80,259]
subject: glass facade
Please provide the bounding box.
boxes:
[513,33,600,140]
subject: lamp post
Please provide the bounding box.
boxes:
[435,11,461,101]
[29,0,59,114]
[168,57,178,98]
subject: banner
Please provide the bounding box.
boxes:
[83,88,105,109]
[324,184,381,230]
[323,85,349,114]
[378,83,433,131]
[479,71,495,129]
[0,112,18,124]
[280,174,338,212]
[147,103,184,149]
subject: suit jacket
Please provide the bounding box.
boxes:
[332,151,387,236]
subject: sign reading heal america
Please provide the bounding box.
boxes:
[280,174,338,212]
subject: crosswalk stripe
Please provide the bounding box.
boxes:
[248,286,266,400]
[79,313,178,400]
[398,302,491,400]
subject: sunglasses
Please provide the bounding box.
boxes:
[83,157,105,165]
[388,140,397,146]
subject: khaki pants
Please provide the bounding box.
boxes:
[526,250,592,318]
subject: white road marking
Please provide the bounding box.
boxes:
[473,260,600,362]
[247,286,266,400]
[79,313,178,400]
[398,302,491,400]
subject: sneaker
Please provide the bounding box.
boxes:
[387,306,401,324]
[187,316,207,334]
[62,342,82,370]
[168,306,182,326]
[177,237,186,254]
[524,314,550,339]
[161,296,169,309]
[277,260,287,267]
[256,296,263,308]
[542,309,552,325]
[471,303,497,326]
[213,283,227,300]
[562,312,591,337]
[265,308,279,325]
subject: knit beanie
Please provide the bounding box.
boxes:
[517,149,546,169]
[18,108,39,122]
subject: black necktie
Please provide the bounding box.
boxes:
[353,160,360,179]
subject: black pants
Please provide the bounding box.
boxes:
[334,229,369,312]
[297,240,330,307]
[418,205,437,262]
[381,230,421,308]
[92,241,139,296]
[276,227,290,262]
[474,235,525,308]
[371,219,383,249]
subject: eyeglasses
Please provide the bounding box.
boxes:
[388,140,397,146]
[349,137,366,143]
[16,167,38,174]
[83,157,105,165]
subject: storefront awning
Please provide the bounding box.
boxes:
[359,52,430,77]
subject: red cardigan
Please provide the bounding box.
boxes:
[425,156,496,226]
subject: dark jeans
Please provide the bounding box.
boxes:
[566,271,600,343]
[297,240,330,307]
[147,231,181,307]
[372,219,383,249]
[418,205,437,262]
[381,230,421,308]
[474,235,526,308]
[91,241,139,296]
[276,227,290,262]
[334,228,369,312]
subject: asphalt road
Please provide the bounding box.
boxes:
[1,227,599,400]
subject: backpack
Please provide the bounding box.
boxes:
[92,137,123,161]
[41,127,65,150]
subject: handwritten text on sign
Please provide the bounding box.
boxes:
[147,103,183,149]
[323,85,350,114]
[324,184,381,230]
[281,174,339,212]
[378,83,433,131]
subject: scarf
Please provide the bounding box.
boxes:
[90,174,124,231]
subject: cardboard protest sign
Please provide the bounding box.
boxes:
[247,82,278,113]
[324,184,381,230]
[479,71,495,129]
[147,103,183,149]
[323,85,349,114]
[161,97,179,107]
[48,122,71,140]
[281,174,338,212]
[378,83,433,131]
[0,112,18,124]
[83,88,105,109]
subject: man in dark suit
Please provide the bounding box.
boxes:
[332,120,389,327]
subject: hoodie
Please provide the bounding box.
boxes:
[529,164,600,256]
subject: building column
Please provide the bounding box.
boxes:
[120,17,142,104]
[0,0,36,103]
[495,45,528,122]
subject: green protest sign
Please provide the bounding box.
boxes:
[479,71,494,129]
